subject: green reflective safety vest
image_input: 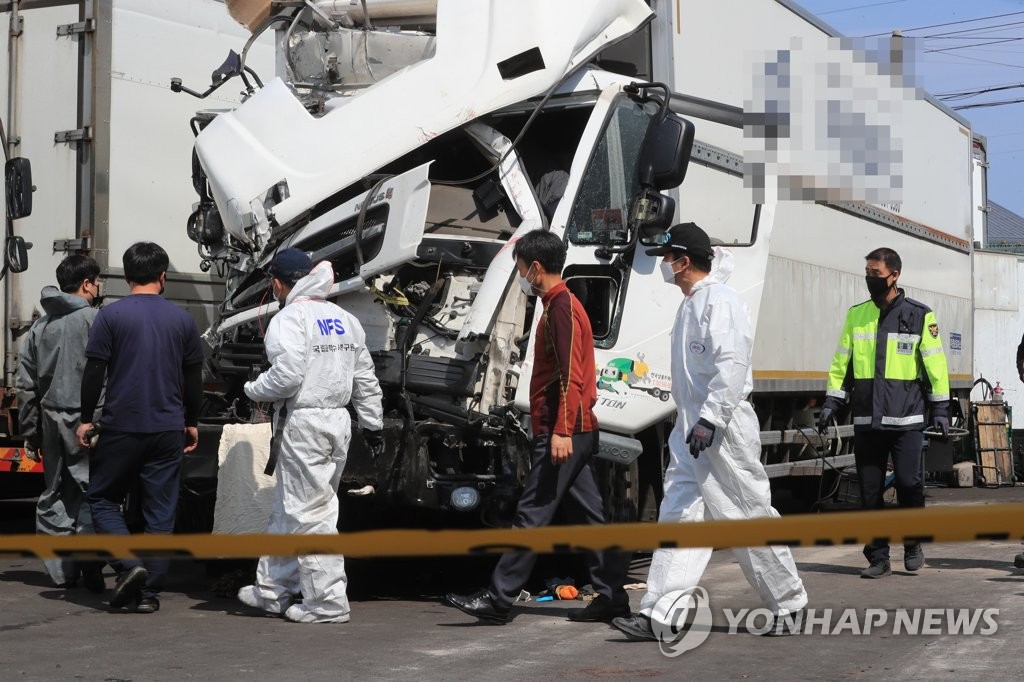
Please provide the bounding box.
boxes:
[826,292,950,431]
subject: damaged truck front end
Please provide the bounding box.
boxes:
[183,0,684,527]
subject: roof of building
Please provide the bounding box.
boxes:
[987,201,1024,245]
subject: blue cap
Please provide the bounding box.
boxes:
[268,248,313,282]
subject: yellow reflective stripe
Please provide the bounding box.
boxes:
[851,332,875,341]
[929,393,950,402]
[920,346,943,358]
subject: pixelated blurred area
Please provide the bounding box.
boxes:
[744,35,924,205]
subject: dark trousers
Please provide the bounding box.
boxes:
[488,431,629,608]
[86,430,184,599]
[854,429,925,564]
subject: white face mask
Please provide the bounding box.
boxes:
[518,264,538,296]
[661,259,681,284]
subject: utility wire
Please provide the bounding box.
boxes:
[953,97,1024,111]
[937,82,1024,100]
[818,0,909,16]
[863,10,1024,37]
[925,37,1024,54]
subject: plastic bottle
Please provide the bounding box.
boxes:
[993,382,1004,403]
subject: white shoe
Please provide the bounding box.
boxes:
[237,585,291,615]
[284,603,350,624]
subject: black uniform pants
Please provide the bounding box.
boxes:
[488,431,629,608]
[854,429,925,564]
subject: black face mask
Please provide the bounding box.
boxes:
[865,274,893,299]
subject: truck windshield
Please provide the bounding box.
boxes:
[566,96,656,245]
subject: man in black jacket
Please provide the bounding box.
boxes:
[76,243,204,614]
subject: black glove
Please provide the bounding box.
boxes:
[817,397,841,434]
[364,429,385,456]
[685,419,716,458]
[931,415,950,437]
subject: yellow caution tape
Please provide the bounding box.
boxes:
[1,503,1022,560]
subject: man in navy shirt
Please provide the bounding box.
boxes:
[76,242,204,614]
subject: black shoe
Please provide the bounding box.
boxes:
[110,566,148,609]
[136,597,160,614]
[611,613,656,641]
[1014,552,1024,570]
[860,561,891,579]
[445,590,510,624]
[904,544,925,572]
[761,608,806,636]
[567,595,630,622]
[80,564,106,594]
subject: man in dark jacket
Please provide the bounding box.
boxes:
[819,247,949,578]
[16,255,104,590]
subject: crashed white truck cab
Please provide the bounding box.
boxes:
[185,0,978,524]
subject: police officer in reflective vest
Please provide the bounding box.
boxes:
[819,247,950,579]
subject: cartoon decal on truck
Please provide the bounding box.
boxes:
[596,354,672,401]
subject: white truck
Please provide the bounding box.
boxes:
[182,0,987,526]
[0,0,273,492]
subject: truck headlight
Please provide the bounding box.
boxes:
[450,486,480,512]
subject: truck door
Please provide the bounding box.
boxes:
[515,82,771,435]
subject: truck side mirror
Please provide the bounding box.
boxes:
[637,114,695,191]
[5,157,33,220]
[6,235,28,273]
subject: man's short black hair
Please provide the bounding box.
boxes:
[123,242,170,285]
[512,230,566,275]
[56,254,100,293]
[865,247,901,274]
[687,253,713,274]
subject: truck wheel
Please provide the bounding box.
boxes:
[599,458,639,523]
[651,388,661,399]
[659,391,670,402]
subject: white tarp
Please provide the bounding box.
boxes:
[212,423,275,535]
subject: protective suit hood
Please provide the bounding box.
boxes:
[688,248,733,295]
[285,261,334,305]
[39,285,90,316]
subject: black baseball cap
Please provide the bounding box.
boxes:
[644,222,714,259]
[268,247,313,281]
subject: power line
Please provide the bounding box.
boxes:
[863,10,1024,37]
[937,82,1024,100]
[818,0,910,16]
[953,96,1024,111]
[924,19,1024,38]
[923,51,1024,70]
[925,37,1024,54]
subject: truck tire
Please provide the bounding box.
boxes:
[599,458,639,523]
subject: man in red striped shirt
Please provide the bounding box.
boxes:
[446,230,629,624]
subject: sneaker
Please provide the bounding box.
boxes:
[110,566,148,609]
[611,613,657,641]
[136,597,160,614]
[567,595,631,622]
[283,604,350,624]
[1013,552,1024,570]
[237,585,291,615]
[761,608,805,636]
[860,561,891,579]
[904,544,925,572]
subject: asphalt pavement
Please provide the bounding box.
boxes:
[1,486,1022,681]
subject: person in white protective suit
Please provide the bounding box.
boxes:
[237,248,383,624]
[613,223,808,641]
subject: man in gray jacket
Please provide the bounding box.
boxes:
[16,255,104,590]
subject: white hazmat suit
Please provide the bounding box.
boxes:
[639,249,807,620]
[242,261,383,623]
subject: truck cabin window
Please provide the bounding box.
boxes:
[567,97,657,245]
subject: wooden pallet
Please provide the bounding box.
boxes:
[972,401,1016,486]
